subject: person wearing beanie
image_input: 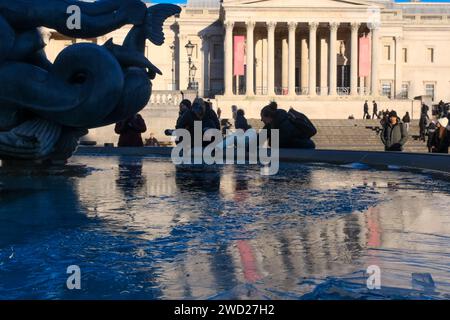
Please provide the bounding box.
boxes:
[380,110,408,151]
[430,117,450,153]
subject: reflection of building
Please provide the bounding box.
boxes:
[42,0,450,141]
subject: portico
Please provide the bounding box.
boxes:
[221,0,378,98]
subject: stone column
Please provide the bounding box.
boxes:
[308,22,318,96]
[267,21,276,96]
[246,21,255,96]
[224,21,234,96]
[301,38,309,94]
[328,22,338,96]
[350,22,359,96]
[370,26,379,97]
[282,37,288,94]
[320,38,328,96]
[288,22,297,96]
[395,36,403,98]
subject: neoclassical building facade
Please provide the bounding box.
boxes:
[43,0,450,125]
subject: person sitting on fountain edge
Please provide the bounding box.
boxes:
[235,109,252,131]
[380,110,408,152]
[260,102,316,149]
[175,98,219,147]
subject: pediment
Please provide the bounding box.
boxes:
[223,0,379,9]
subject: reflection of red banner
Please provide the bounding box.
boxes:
[234,35,245,76]
[359,36,371,77]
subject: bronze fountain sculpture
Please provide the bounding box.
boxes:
[0,0,180,162]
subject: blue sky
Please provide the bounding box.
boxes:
[150,0,450,3]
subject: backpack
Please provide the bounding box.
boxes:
[287,108,317,138]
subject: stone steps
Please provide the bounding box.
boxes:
[246,118,428,152]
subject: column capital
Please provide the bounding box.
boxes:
[266,21,277,32]
[246,20,256,29]
[329,22,339,32]
[394,35,403,42]
[309,22,319,31]
[368,24,380,31]
[288,21,298,32]
[351,22,360,32]
[224,20,235,29]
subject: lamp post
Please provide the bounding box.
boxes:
[189,64,197,90]
[170,44,175,90]
[185,40,195,89]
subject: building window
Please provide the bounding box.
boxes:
[425,83,435,101]
[383,45,391,61]
[402,48,408,63]
[401,82,409,99]
[427,48,434,63]
[381,82,392,98]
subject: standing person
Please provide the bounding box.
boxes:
[204,100,221,130]
[402,111,411,132]
[372,101,378,119]
[235,109,252,131]
[430,118,450,153]
[114,114,147,147]
[363,100,370,119]
[380,111,408,151]
[419,111,428,142]
[426,119,437,153]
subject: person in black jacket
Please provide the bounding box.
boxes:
[430,118,450,153]
[381,111,408,151]
[235,109,252,131]
[204,100,220,130]
[175,98,217,147]
[260,102,315,149]
[363,100,370,119]
[402,112,411,132]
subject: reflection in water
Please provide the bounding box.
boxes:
[0,156,450,299]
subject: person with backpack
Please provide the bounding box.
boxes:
[260,102,316,149]
[380,110,408,151]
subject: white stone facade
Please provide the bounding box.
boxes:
[42,0,450,141]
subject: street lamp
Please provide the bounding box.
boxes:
[185,40,195,89]
[189,64,197,89]
[169,44,175,90]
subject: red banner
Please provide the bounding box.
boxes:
[233,35,245,76]
[359,35,371,77]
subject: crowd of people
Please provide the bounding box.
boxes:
[112,97,449,154]
[168,98,316,149]
[374,101,449,153]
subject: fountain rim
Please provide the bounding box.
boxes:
[72,146,450,175]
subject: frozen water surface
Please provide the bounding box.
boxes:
[0,156,449,299]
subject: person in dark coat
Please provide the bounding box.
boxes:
[419,111,428,141]
[363,100,370,119]
[381,110,408,151]
[260,102,315,149]
[175,98,217,147]
[372,101,378,119]
[204,100,221,130]
[114,114,147,147]
[426,120,437,153]
[235,109,252,131]
[430,118,450,153]
[402,111,411,132]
